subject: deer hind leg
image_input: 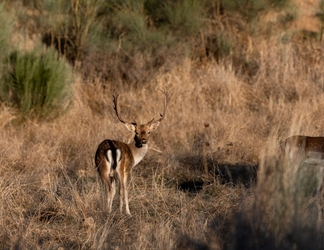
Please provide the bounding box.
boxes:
[117,169,125,214]
[102,149,116,213]
[108,177,116,212]
[113,149,126,214]
[116,167,131,215]
[100,170,113,212]
[117,171,131,214]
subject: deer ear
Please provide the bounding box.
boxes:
[125,123,136,132]
[149,121,160,131]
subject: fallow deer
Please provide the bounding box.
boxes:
[282,135,324,167]
[95,88,168,215]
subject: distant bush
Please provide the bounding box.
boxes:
[41,0,104,65]
[0,46,73,120]
[206,33,232,61]
[320,0,324,41]
[21,0,291,84]
[0,3,14,62]
[222,0,290,20]
[145,0,205,36]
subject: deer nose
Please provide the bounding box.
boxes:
[141,139,147,144]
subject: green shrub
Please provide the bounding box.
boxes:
[0,46,73,120]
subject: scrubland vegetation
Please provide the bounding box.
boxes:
[1,0,324,249]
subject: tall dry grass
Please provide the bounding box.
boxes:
[1,36,324,249]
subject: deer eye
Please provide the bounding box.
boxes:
[148,131,151,134]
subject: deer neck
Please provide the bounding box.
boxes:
[128,141,148,167]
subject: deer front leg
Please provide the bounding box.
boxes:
[123,173,131,215]
[119,180,124,214]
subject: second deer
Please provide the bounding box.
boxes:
[282,135,324,167]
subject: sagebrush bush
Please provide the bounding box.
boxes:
[0,45,73,120]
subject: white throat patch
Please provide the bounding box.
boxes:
[129,143,148,167]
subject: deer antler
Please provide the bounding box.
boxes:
[113,92,136,125]
[155,87,169,123]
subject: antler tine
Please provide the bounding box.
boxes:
[156,87,169,123]
[112,92,133,124]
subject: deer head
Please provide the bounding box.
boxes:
[113,88,169,148]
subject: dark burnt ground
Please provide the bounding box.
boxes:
[215,163,258,188]
[177,154,258,193]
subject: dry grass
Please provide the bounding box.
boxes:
[1,34,324,249]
